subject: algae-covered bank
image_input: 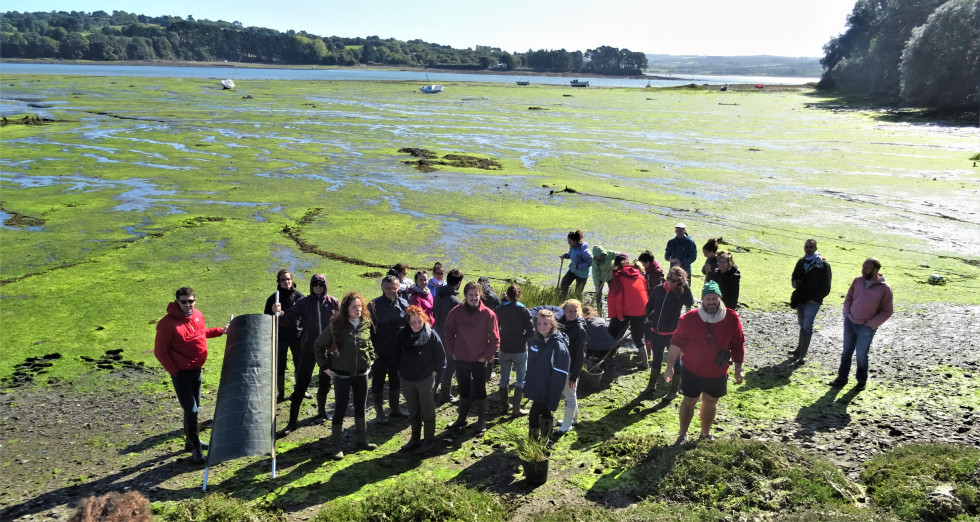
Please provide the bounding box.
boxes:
[1,75,979,520]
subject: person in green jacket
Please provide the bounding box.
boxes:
[591,245,617,313]
[315,291,377,460]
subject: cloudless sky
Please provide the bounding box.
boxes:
[3,0,858,57]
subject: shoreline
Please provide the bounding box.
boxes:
[0,58,815,81]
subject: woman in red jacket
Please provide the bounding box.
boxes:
[606,254,649,368]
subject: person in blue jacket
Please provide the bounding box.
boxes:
[665,223,698,278]
[524,309,571,442]
[559,230,593,300]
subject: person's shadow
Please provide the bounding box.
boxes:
[794,385,862,438]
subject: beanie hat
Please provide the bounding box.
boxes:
[614,253,629,265]
[702,280,722,298]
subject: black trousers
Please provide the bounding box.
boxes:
[608,315,645,348]
[455,360,488,399]
[332,373,368,424]
[291,349,331,401]
[276,335,301,391]
[371,355,400,394]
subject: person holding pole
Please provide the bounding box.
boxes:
[558,230,593,300]
[264,269,304,402]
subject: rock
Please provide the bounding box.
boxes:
[925,484,965,518]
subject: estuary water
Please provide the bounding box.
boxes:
[0,62,817,88]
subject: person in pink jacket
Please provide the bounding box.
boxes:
[829,258,894,390]
[154,286,226,465]
[444,281,501,433]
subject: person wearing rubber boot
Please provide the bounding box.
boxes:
[155,286,226,465]
[432,268,464,404]
[274,273,340,434]
[263,269,304,403]
[828,258,893,391]
[556,299,587,436]
[369,275,410,424]
[315,292,377,460]
[444,282,500,433]
[494,285,535,417]
[664,281,745,445]
[644,266,694,399]
[789,239,832,364]
[395,306,446,454]
[524,310,571,444]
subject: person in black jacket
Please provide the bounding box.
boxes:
[789,239,832,363]
[494,285,535,417]
[432,268,464,404]
[369,275,410,424]
[645,266,694,400]
[706,252,741,310]
[263,269,304,402]
[395,305,446,455]
[524,309,571,442]
[557,299,587,435]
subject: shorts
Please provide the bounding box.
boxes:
[680,368,727,399]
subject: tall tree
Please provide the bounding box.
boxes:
[900,0,980,110]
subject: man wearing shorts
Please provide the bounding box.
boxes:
[664,281,745,444]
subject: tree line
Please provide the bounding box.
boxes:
[819,0,978,112]
[0,10,648,75]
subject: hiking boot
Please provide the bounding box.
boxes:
[828,378,847,387]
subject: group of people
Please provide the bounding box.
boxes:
[154,228,894,464]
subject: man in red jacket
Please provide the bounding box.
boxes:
[444,282,500,433]
[828,258,893,390]
[154,287,226,464]
[664,281,745,445]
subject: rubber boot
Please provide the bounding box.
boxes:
[184,412,205,465]
[354,417,376,451]
[793,332,813,363]
[497,387,510,415]
[330,423,344,460]
[529,427,540,443]
[448,398,471,430]
[511,387,529,417]
[401,419,422,452]
[541,419,554,444]
[276,380,286,403]
[373,391,389,424]
[475,398,488,433]
[285,395,302,432]
[559,400,577,433]
[638,347,650,369]
[645,369,660,394]
[438,374,458,405]
[184,419,209,452]
[414,419,435,455]
[316,388,332,423]
[389,388,409,418]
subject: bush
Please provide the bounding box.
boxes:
[635,439,861,513]
[313,477,509,521]
[154,493,284,522]
[861,443,980,521]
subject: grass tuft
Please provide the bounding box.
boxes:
[861,443,980,521]
[153,493,284,522]
[312,477,509,522]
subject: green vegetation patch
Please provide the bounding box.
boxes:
[153,493,285,522]
[311,476,509,521]
[861,443,980,521]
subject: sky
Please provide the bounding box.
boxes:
[3,0,858,57]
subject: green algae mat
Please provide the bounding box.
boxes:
[1,74,978,382]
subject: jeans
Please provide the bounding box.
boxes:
[171,368,202,415]
[498,351,528,389]
[797,302,821,335]
[560,378,578,430]
[455,360,488,399]
[837,316,877,383]
[332,373,368,424]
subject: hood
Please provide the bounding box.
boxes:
[615,265,644,280]
[435,285,458,298]
[309,273,329,302]
[166,301,192,320]
[592,245,609,258]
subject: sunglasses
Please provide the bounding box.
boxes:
[313,282,326,287]
[179,299,196,304]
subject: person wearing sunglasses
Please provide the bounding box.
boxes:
[154,286,227,465]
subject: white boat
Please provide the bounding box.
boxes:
[419,84,443,94]
[570,79,589,87]
[220,79,235,90]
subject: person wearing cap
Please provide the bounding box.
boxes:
[664,281,745,444]
[828,258,893,390]
[607,253,650,368]
[665,223,698,279]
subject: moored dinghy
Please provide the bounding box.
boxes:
[419,84,443,93]
[221,79,235,90]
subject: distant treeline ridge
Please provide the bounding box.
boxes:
[0,10,647,75]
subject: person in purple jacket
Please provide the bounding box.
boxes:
[828,258,893,391]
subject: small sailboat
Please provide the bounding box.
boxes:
[569,79,589,87]
[419,65,443,93]
[221,79,235,90]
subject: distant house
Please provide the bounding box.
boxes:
[489,62,507,70]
